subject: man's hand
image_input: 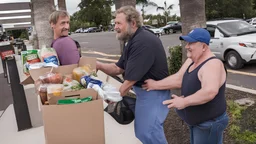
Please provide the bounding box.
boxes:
[163,94,187,110]
[119,80,137,96]
[142,79,157,91]
[96,61,102,71]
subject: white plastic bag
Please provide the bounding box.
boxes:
[102,83,122,102]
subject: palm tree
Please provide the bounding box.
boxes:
[179,0,206,62]
[148,1,174,24]
[115,0,136,10]
[58,0,67,10]
[136,0,156,19]
[31,0,55,49]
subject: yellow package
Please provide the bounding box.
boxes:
[72,65,92,82]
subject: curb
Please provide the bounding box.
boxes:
[226,84,256,95]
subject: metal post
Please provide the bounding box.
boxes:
[6,56,32,131]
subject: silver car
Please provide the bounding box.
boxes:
[206,20,256,69]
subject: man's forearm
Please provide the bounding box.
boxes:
[155,74,182,90]
[97,62,123,76]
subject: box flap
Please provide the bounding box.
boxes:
[48,89,98,105]
[20,76,34,85]
[79,56,96,70]
[42,99,105,144]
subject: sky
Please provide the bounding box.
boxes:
[0,0,180,26]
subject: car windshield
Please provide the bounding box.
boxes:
[217,21,256,36]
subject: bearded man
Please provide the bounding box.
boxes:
[96,6,170,144]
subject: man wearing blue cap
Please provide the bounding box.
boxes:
[143,28,229,144]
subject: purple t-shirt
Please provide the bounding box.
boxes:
[51,36,80,65]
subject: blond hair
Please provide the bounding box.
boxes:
[115,6,143,27]
[49,10,70,24]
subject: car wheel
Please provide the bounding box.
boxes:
[225,51,244,69]
[169,29,174,34]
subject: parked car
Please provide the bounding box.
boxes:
[206,19,256,69]
[142,25,162,37]
[75,28,83,33]
[163,22,182,34]
[86,27,101,33]
[245,17,256,27]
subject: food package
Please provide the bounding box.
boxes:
[39,72,63,84]
[47,84,64,97]
[81,75,102,88]
[39,46,59,66]
[38,84,49,104]
[72,65,93,82]
[63,75,84,91]
[21,50,41,75]
[102,83,122,102]
[57,96,93,105]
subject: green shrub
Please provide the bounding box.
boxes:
[168,45,182,75]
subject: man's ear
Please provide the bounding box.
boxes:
[50,23,55,29]
[131,20,136,28]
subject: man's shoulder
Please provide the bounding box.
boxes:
[53,37,75,46]
[133,28,160,44]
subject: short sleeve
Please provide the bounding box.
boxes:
[116,54,125,69]
[53,37,80,65]
[124,43,155,81]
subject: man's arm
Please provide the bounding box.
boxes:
[183,59,225,107]
[143,58,192,90]
[96,61,124,76]
[119,80,137,96]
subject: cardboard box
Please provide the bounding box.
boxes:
[42,89,105,144]
[21,57,105,144]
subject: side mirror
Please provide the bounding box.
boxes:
[220,33,224,37]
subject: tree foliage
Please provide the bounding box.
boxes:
[206,0,256,20]
[77,0,113,26]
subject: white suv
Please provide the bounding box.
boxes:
[206,20,256,69]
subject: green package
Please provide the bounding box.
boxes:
[57,96,93,105]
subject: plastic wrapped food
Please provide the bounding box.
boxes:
[21,50,41,75]
[81,75,102,88]
[72,65,93,82]
[63,75,84,91]
[39,73,63,84]
[38,84,49,104]
[57,96,93,105]
[39,46,59,66]
[47,84,64,97]
[102,83,122,102]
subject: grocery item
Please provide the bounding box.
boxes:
[39,46,59,66]
[63,75,84,91]
[39,72,63,84]
[47,84,64,96]
[57,96,93,105]
[81,75,102,88]
[21,50,41,75]
[102,83,122,102]
[38,84,49,104]
[72,65,93,82]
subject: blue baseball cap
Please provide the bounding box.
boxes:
[179,28,211,45]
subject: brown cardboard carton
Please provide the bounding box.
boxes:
[42,89,105,144]
[21,57,105,144]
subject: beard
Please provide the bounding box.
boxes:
[116,24,134,41]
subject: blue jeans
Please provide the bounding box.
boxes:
[133,86,170,144]
[189,112,229,144]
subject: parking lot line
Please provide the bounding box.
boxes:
[82,51,121,57]
[227,69,256,77]
[97,58,118,63]
[83,50,256,77]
